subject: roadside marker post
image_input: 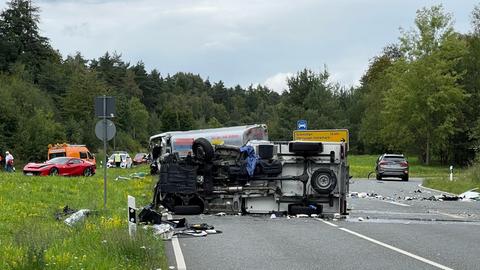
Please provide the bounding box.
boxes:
[449,165,453,181]
[128,195,137,238]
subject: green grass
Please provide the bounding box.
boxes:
[349,154,480,194]
[0,165,168,270]
[423,162,480,195]
[348,154,453,178]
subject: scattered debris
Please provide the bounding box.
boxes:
[358,217,364,221]
[152,224,175,240]
[215,212,227,216]
[54,205,77,220]
[440,195,459,201]
[64,209,90,226]
[414,189,422,193]
[404,196,413,201]
[138,204,163,224]
[115,172,148,181]
[459,188,480,201]
[270,213,277,219]
[296,214,309,218]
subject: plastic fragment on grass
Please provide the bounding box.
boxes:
[64,209,90,226]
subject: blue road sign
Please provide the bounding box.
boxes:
[297,120,307,130]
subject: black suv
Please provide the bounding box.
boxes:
[375,154,409,181]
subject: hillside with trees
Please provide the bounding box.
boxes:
[1,0,480,166]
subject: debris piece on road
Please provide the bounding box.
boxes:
[358,217,364,221]
[270,213,277,219]
[358,192,368,198]
[349,192,359,197]
[152,224,175,240]
[404,196,413,201]
[440,195,459,201]
[459,188,480,201]
[138,204,163,224]
[176,230,208,237]
[64,209,90,226]
[414,189,422,193]
[296,214,309,218]
[205,229,222,234]
[311,214,319,218]
[188,223,214,230]
[215,212,226,216]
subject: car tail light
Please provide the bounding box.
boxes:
[400,162,408,167]
[379,161,388,166]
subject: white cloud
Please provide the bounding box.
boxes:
[263,72,293,94]
[0,0,477,88]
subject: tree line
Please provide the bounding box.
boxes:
[0,0,479,166]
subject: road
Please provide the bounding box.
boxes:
[165,178,480,270]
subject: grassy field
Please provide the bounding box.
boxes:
[0,166,168,270]
[349,154,480,194]
[348,154,451,178]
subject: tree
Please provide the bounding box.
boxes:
[0,0,53,80]
[381,5,467,164]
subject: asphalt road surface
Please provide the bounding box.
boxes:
[165,178,480,270]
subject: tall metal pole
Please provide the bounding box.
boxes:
[103,95,107,209]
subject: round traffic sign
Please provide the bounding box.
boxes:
[95,119,116,141]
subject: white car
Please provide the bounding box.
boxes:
[107,152,132,168]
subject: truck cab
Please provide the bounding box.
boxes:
[48,143,96,165]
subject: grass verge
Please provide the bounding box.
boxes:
[349,154,452,178]
[0,165,168,270]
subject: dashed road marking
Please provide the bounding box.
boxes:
[338,227,454,270]
[167,213,187,270]
[317,219,338,227]
[383,201,411,207]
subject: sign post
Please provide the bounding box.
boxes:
[95,96,116,209]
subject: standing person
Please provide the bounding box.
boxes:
[114,152,121,168]
[0,153,3,171]
[5,151,14,172]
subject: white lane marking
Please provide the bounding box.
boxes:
[339,228,454,270]
[436,211,464,219]
[418,184,456,196]
[383,201,411,207]
[167,213,187,270]
[172,236,187,270]
[316,219,338,227]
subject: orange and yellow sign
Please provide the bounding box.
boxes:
[293,129,349,145]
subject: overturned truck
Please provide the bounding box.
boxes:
[149,126,350,217]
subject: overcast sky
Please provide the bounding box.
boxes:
[0,0,478,92]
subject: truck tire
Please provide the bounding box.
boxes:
[311,169,337,194]
[174,205,202,215]
[192,138,214,162]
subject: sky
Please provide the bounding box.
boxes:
[0,0,478,93]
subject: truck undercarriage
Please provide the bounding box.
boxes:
[151,139,349,217]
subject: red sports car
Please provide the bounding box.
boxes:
[23,157,96,176]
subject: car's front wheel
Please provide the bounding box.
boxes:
[49,168,59,176]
